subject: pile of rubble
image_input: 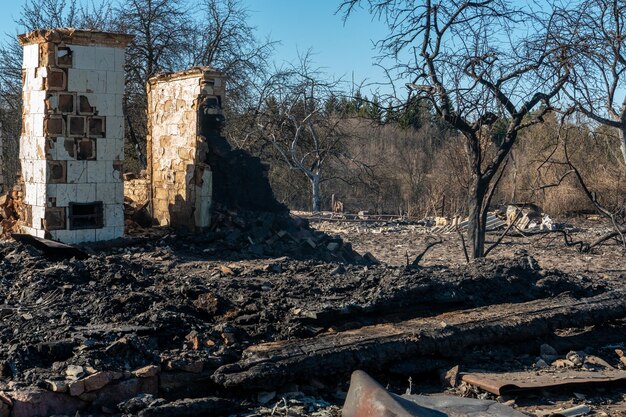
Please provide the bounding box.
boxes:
[0,184,24,239]
[0,232,619,416]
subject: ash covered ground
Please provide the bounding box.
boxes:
[0,214,625,416]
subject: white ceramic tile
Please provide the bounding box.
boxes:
[96,182,115,202]
[94,47,115,71]
[68,68,88,91]
[87,160,107,183]
[71,45,96,70]
[67,160,87,183]
[22,44,39,69]
[75,184,97,202]
[55,184,77,206]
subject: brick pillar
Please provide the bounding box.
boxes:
[146,67,225,230]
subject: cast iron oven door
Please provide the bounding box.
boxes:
[69,202,104,229]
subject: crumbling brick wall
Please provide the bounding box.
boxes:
[146,67,225,230]
[124,177,149,204]
[18,29,133,243]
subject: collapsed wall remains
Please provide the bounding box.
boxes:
[146,67,225,230]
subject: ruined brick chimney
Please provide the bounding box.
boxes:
[18,29,133,243]
[146,67,225,230]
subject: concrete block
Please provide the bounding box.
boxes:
[57,93,76,114]
[94,46,116,71]
[56,45,73,67]
[68,115,86,137]
[76,137,97,161]
[44,115,64,137]
[75,184,96,202]
[55,138,76,160]
[80,92,98,112]
[67,160,87,183]
[22,44,39,68]
[46,184,57,206]
[71,45,96,70]
[45,67,67,91]
[68,68,88,91]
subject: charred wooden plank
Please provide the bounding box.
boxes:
[213,291,626,389]
[12,233,88,259]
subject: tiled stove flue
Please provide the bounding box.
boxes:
[18,29,133,243]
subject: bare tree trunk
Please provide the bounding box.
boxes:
[311,174,321,212]
[466,178,488,259]
[619,123,626,164]
[510,151,518,202]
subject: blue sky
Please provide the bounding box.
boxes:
[0,0,394,97]
[242,1,393,95]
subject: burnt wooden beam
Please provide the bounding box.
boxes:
[213,291,626,389]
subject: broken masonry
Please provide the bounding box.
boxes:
[18,29,133,243]
[17,29,233,243]
[145,68,225,230]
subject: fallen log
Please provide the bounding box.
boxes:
[213,291,626,389]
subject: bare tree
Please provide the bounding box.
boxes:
[115,0,189,87]
[182,0,275,111]
[251,54,348,212]
[0,0,116,186]
[341,0,571,258]
[564,0,626,168]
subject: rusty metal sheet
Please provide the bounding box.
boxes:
[461,369,626,395]
[343,370,527,417]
